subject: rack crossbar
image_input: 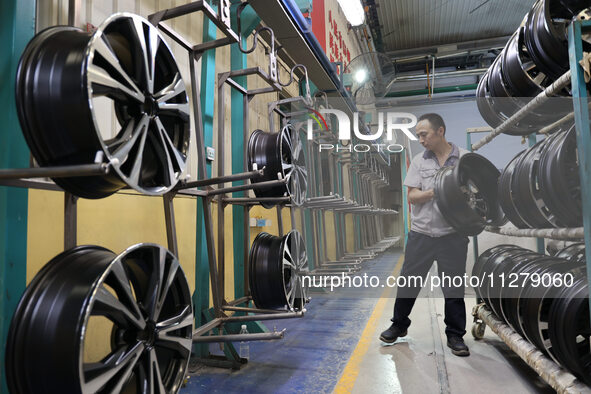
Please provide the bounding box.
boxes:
[192,330,285,343]
[485,226,584,240]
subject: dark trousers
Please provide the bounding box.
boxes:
[392,230,469,338]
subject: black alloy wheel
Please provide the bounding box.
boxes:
[487,251,542,329]
[248,230,309,311]
[555,243,586,262]
[6,244,193,393]
[498,150,530,228]
[16,13,190,198]
[247,124,308,208]
[475,71,533,136]
[472,245,525,301]
[501,27,549,98]
[500,27,571,121]
[523,0,591,80]
[547,278,591,383]
[537,126,582,227]
[434,153,505,236]
[476,72,505,129]
[519,259,584,360]
[509,138,554,228]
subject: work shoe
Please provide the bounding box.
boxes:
[379,324,407,343]
[447,336,470,356]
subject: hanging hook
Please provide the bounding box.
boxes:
[236,1,278,80]
[277,64,313,106]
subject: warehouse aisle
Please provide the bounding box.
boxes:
[183,249,554,393]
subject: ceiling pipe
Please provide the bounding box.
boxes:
[385,84,478,98]
[384,67,487,93]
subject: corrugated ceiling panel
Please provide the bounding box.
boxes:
[376,0,536,52]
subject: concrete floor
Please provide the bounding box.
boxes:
[182,248,554,393]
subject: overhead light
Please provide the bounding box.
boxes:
[354,69,367,83]
[336,0,365,27]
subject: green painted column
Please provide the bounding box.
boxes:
[0,0,35,392]
[229,3,263,335]
[230,2,259,297]
[193,15,217,357]
[568,20,591,321]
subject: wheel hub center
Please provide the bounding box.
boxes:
[143,96,159,116]
[138,320,157,348]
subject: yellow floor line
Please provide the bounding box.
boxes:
[333,254,405,394]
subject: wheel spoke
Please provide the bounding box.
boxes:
[155,72,186,104]
[131,18,160,94]
[282,130,293,153]
[154,116,187,174]
[156,305,193,335]
[286,284,295,303]
[282,257,296,270]
[83,342,144,393]
[155,305,193,355]
[106,118,136,150]
[152,121,177,186]
[88,64,145,103]
[126,123,150,186]
[146,248,180,321]
[92,34,145,102]
[92,285,145,330]
[158,102,191,120]
[288,278,297,305]
[283,243,293,261]
[111,114,150,165]
[298,254,308,271]
[292,137,302,159]
[284,168,293,184]
[282,162,294,172]
[142,348,166,394]
[107,260,145,327]
[293,232,300,260]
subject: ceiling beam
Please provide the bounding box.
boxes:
[386,35,511,59]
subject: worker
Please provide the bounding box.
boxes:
[379,113,470,356]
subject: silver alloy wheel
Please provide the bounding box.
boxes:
[88,13,191,195]
[282,230,309,310]
[6,244,193,393]
[16,13,190,198]
[248,230,309,311]
[281,124,308,206]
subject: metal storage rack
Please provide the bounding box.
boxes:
[464,18,591,393]
[266,95,400,278]
[0,0,403,378]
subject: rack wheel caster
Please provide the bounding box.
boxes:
[472,322,486,339]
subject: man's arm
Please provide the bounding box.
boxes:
[408,187,434,204]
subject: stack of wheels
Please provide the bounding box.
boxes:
[473,243,591,384]
[247,124,307,208]
[433,152,506,236]
[476,0,590,134]
[6,244,193,393]
[498,125,582,229]
[248,230,309,311]
[16,13,191,198]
